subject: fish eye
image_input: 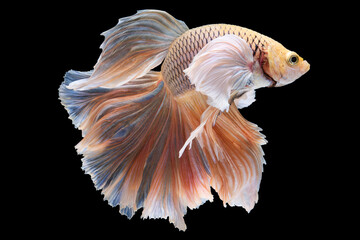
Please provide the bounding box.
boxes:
[287,53,299,66]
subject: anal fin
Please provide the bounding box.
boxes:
[177,91,266,211]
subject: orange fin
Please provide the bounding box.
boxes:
[178,91,266,211]
[60,71,212,231]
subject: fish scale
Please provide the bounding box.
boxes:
[161,24,273,96]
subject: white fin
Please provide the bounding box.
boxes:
[179,106,220,158]
[179,120,206,158]
[234,90,256,109]
[179,106,219,158]
[184,35,254,112]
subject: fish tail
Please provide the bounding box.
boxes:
[67,10,188,90]
[177,91,266,211]
[59,10,213,230]
[59,10,266,230]
[59,70,213,231]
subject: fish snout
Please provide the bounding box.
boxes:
[302,60,310,74]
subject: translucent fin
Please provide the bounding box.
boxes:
[59,70,94,129]
[179,105,219,158]
[184,35,254,112]
[234,90,256,109]
[60,71,212,231]
[68,10,188,90]
[178,91,266,212]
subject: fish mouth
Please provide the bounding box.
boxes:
[302,60,310,73]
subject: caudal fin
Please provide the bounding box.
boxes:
[68,10,188,90]
[59,71,212,230]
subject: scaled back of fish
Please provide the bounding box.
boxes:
[59,10,310,231]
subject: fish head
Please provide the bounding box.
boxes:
[262,42,310,87]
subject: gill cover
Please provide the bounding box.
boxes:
[262,43,310,87]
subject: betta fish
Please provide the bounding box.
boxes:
[59,10,310,230]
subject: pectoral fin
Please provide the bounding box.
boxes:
[184,35,254,112]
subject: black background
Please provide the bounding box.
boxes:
[15,1,352,238]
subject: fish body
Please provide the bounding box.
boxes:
[163,23,309,97]
[59,10,310,231]
[163,24,272,96]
